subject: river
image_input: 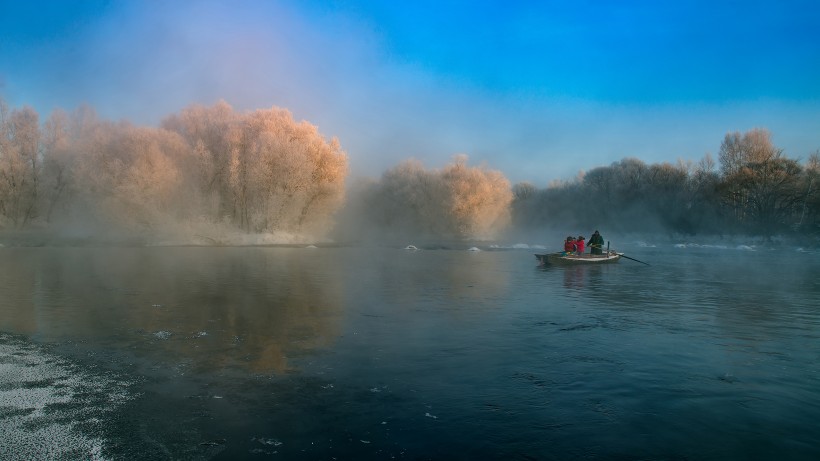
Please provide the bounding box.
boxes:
[1,241,819,460]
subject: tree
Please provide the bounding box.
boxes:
[798,152,820,231]
[161,101,240,223]
[718,128,781,225]
[40,108,74,222]
[643,162,689,231]
[358,156,512,241]
[581,165,615,224]
[369,159,451,237]
[441,155,512,240]
[717,128,803,234]
[740,156,803,233]
[510,181,538,229]
[162,102,348,237]
[67,120,184,231]
[239,108,348,235]
[685,153,723,234]
[0,104,41,227]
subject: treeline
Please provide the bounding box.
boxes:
[0,100,348,240]
[2,97,818,243]
[512,129,820,237]
[0,99,513,243]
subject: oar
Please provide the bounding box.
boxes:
[619,254,650,266]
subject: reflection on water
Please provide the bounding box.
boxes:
[556,264,611,291]
[0,247,349,373]
[0,247,512,375]
[1,244,819,460]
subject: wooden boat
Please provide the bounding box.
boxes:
[535,251,622,266]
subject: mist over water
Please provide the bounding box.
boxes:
[1,241,818,460]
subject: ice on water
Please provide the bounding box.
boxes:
[153,330,172,340]
[252,437,282,447]
[0,334,137,460]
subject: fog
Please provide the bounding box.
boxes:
[1,99,347,244]
[1,99,818,247]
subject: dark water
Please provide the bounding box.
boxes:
[1,243,819,460]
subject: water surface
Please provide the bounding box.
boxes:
[1,243,819,460]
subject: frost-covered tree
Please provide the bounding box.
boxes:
[67,121,183,232]
[442,155,512,240]
[368,159,452,236]
[161,101,242,223]
[0,99,349,240]
[237,107,348,234]
[357,156,512,241]
[40,108,72,222]
[0,103,41,227]
[162,101,348,237]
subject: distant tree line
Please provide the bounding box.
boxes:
[2,96,818,242]
[512,128,820,237]
[0,99,348,239]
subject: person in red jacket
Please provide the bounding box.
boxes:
[575,235,585,254]
[563,236,576,254]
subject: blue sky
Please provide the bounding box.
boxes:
[1,0,819,184]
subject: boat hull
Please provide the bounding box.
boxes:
[535,252,621,266]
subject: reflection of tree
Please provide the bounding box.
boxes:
[0,248,344,373]
[0,248,38,333]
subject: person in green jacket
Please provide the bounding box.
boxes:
[588,230,604,255]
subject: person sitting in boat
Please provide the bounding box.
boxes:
[588,230,604,255]
[563,236,576,254]
[575,236,585,254]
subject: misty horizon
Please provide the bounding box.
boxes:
[1,98,818,246]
